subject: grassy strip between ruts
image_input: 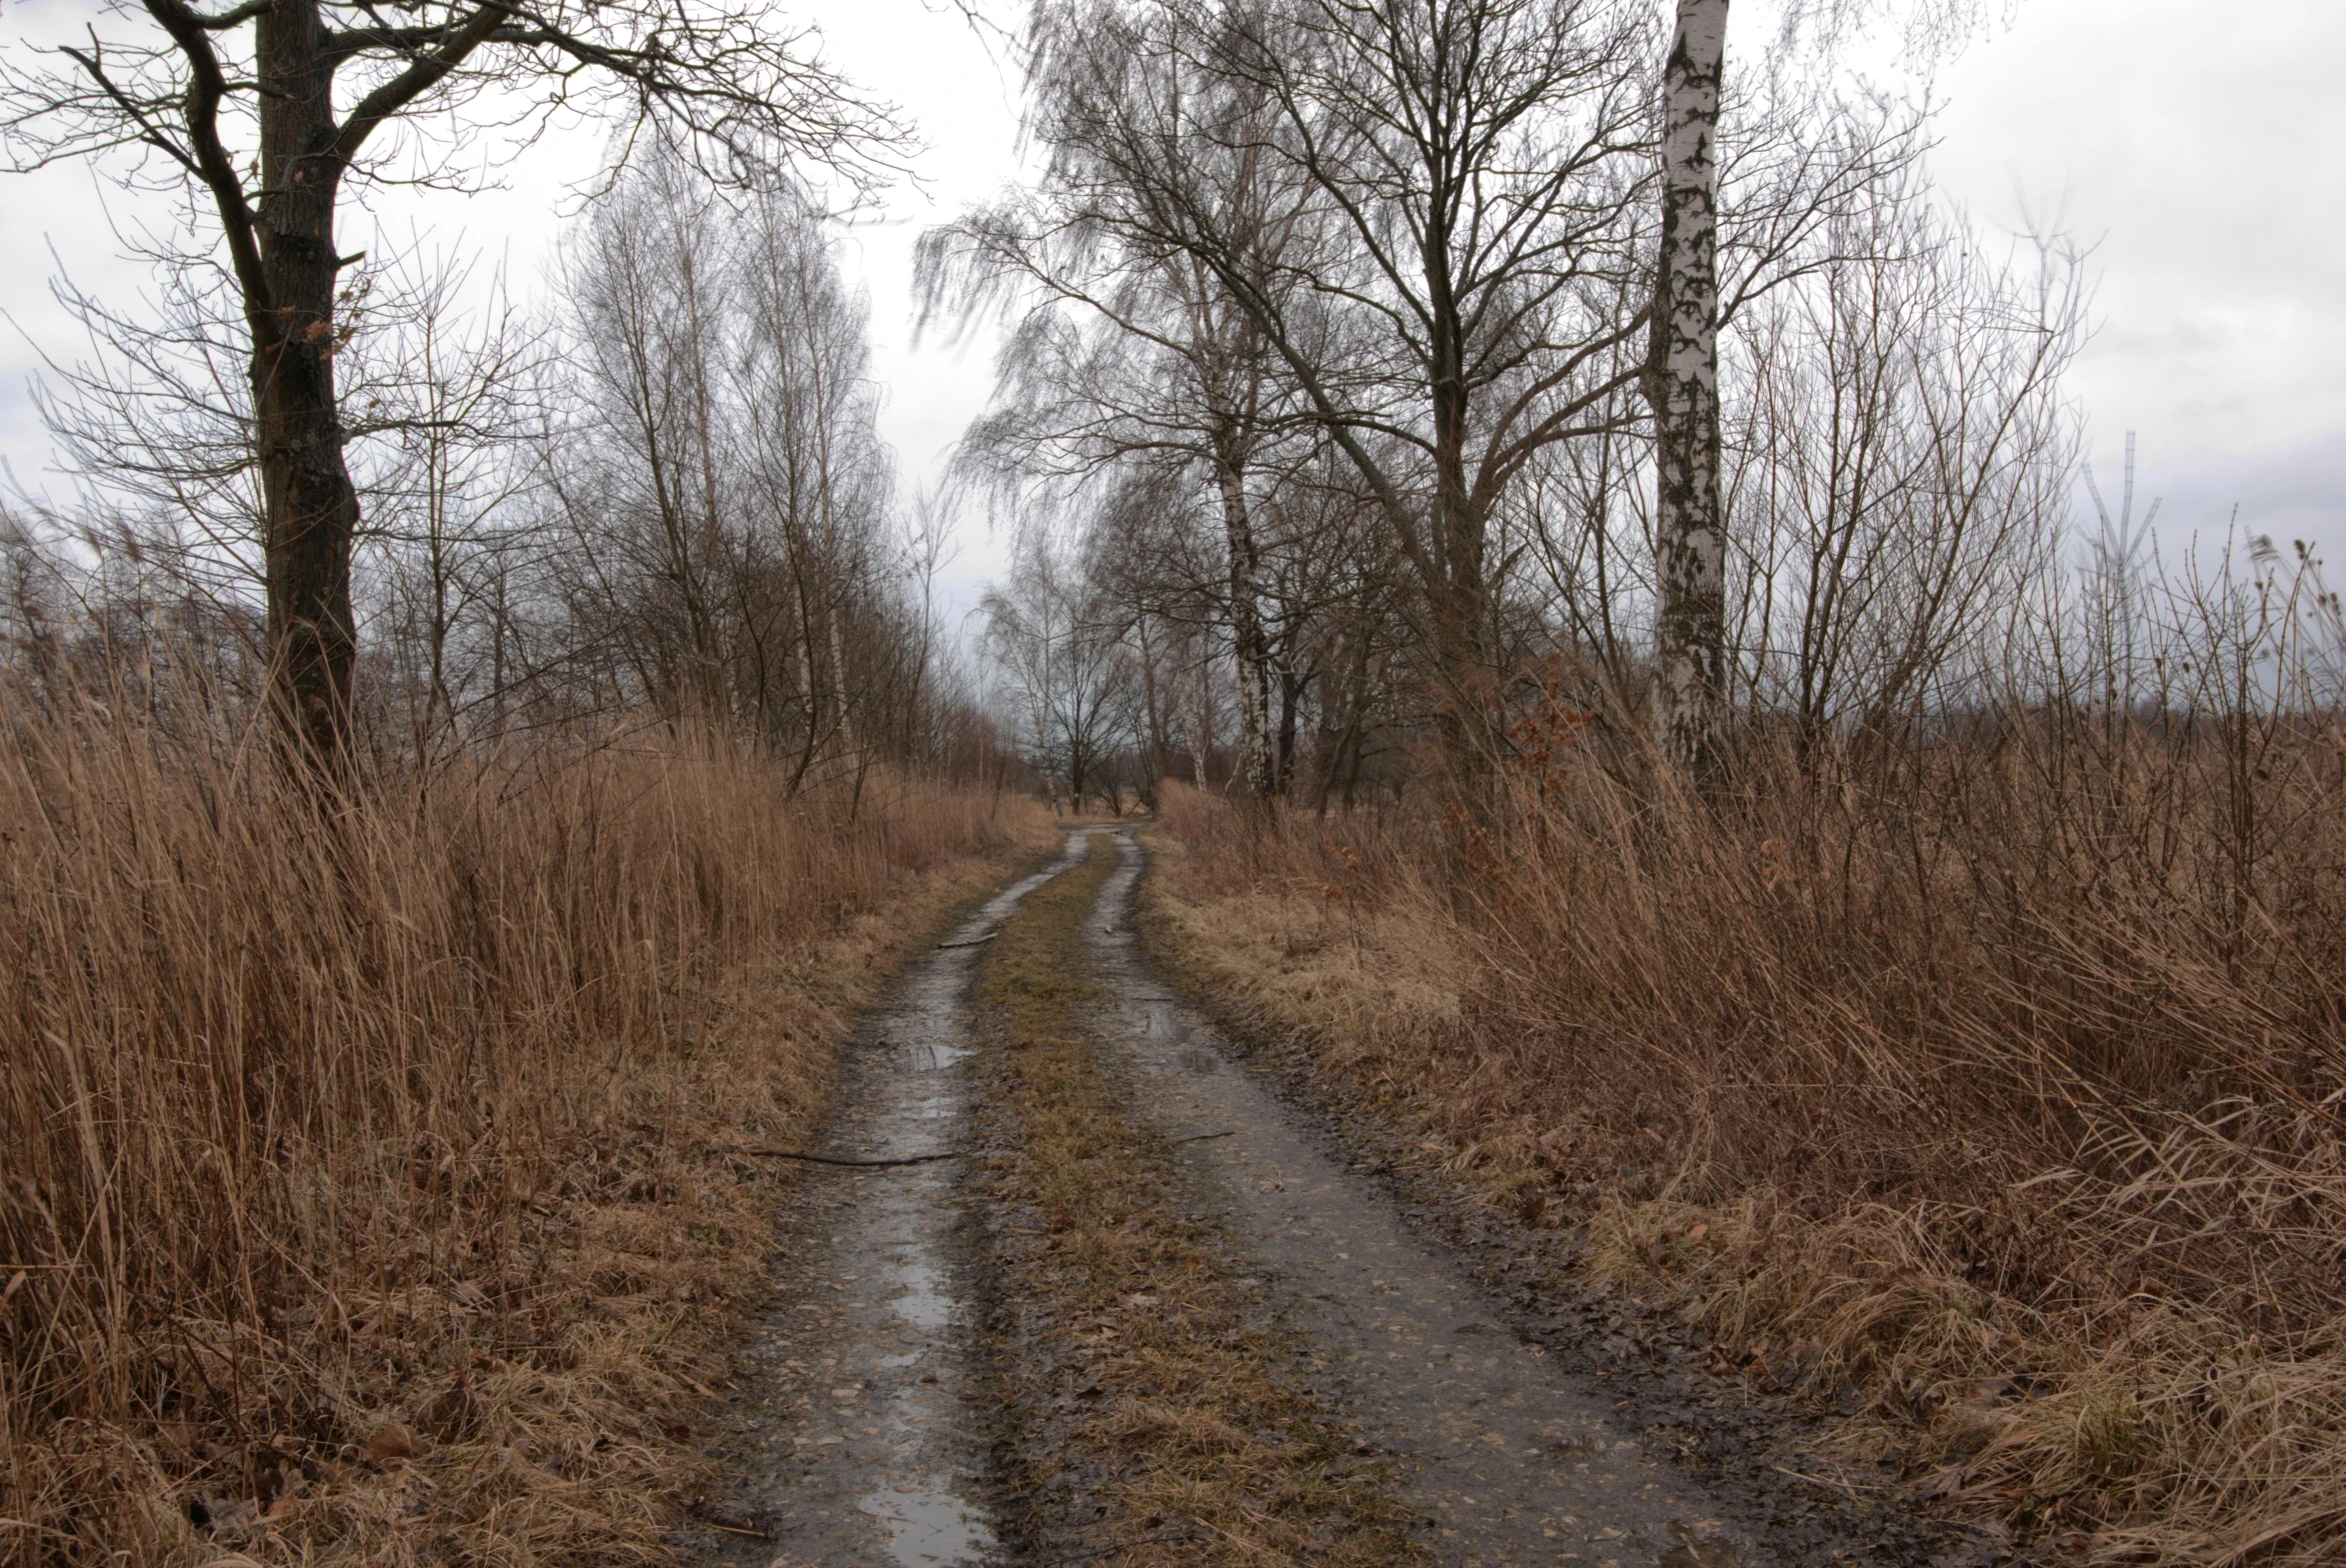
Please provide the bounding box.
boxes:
[972,831,1427,1568]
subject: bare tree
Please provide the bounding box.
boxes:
[1727,191,2082,755]
[1644,0,1990,773]
[918,66,1321,807]
[983,526,1144,810]
[534,155,942,782]
[2,0,902,763]
[1023,0,1659,798]
[549,157,739,723]
[365,254,545,751]
[737,182,901,779]
[2081,431,2160,726]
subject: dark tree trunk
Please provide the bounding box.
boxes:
[1425,217,1496,805]
[254,0,360,765]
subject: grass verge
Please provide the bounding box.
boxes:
[972,832,1425,1568]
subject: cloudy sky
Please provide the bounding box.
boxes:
[3,0,2341,599]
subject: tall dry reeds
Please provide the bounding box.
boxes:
[0,689,1047,1565]
[1151,689,2346,1562]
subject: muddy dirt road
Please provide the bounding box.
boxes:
[698,836,1089,1568]
[695,829,1935,1567]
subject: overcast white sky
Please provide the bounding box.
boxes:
[3,0,2341,607]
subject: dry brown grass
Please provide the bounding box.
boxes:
[1146,713,2346,1567]
[974,833,1424,1567]
[0,691,1053,1566]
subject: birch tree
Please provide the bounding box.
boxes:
[540,157,918,772]
[1643,0,1988,773]
[1644,0,1729,772]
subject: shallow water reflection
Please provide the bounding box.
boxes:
[856,1481,995,1567]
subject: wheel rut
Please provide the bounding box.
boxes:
[697,835,1089,1568]
[1081,828,1753,1568]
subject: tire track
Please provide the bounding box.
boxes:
[698,834,1090,1568]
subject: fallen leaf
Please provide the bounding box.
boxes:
[367,1423,421,1463]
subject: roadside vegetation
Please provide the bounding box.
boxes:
[2,0,2333,1560]
[0,700,1050,1564]
[974,833,1425,1567]
[0,30,1043,1559]
[925,7,2346,1562]
[1145,677,2346,1567]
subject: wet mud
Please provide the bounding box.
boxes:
[1085,829,1754,1567]
[693,837,1088,1568]
[1127,833,2016,1568]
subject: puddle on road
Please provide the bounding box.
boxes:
[1146,1005,1192,1043]
[885,1260,954,1328]
[1659,1519,1743,1566]
[857,1482,994,1567]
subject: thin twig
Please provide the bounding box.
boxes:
[692,1517,770,1539]
[1171,1129,1237,1144]
[936,933,996,949]
[1184,1512,1301,1565]
[1772,1464,1878,1496]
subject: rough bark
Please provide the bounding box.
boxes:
[1644,0,1730,775]
[251,0,361,764]
[1426,238,1497,799]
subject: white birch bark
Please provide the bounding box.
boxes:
[1645,0,1730,773]
[1213,467,1278,803]
[1186,646,1214,789]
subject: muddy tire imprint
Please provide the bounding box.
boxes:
[696,835,1090,1568]
[964,829,1426,1567]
